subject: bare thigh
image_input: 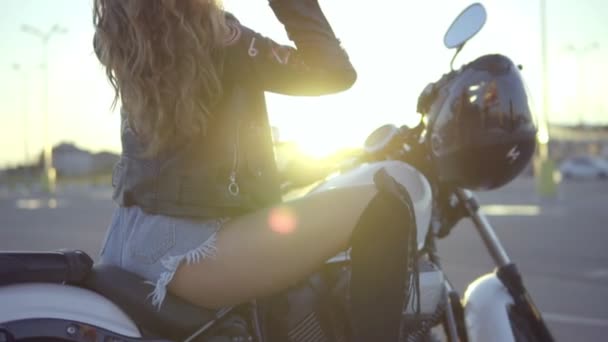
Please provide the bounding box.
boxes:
[168,185,377,309]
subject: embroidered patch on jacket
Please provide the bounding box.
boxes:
[270,45,292,65]
[224,21,242,46]
[248,37,259,57]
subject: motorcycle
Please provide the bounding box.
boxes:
[0,3,554,342]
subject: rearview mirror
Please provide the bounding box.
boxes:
[444,3,487,49]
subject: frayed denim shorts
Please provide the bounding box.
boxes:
[99,206,226,309]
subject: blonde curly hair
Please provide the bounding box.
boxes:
[93,0,229,156]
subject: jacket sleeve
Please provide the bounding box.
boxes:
[229,0,357,96]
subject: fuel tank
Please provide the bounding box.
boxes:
[309,160,433,251]
[0,283,141,337]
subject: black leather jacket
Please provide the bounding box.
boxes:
[112,0,357,218]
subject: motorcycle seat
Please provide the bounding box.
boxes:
[84,263,218,340]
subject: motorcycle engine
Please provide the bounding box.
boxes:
[402,259,447,339]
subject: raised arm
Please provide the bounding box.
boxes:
[228,0,357,96]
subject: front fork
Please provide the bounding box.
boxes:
[453,189,554,342]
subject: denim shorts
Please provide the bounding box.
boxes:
[99,206,226,309]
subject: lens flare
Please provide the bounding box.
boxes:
[268,206,297,234]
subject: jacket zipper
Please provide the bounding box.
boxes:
[228,121,241,196]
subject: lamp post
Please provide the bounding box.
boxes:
[536,0,558,198]
[11,63,29,166]
[563,42,600,125]
[540,0,549,148]
[21,24,68,194]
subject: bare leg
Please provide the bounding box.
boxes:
[169,185,377,309]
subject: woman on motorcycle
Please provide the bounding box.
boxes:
[94,0,416,340]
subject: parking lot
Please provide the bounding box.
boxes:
[1,177,607,340]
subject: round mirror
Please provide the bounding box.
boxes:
[444,3,487,49]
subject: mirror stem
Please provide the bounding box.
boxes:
[450,44,465,70]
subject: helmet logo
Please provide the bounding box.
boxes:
[506,145,521,164]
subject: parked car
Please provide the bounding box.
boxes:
[560,156,608,180]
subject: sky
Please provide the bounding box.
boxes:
[0,0,607,166]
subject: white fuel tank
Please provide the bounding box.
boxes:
[0,283,141,337]
[310,160,433,251]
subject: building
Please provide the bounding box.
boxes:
[548,124,608,162]
[52,143,118,177]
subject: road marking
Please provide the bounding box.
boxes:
[481,205,541,216]
[543,313,608,327]
[15,198,62,210]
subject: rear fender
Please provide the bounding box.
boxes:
[0,283,141,337]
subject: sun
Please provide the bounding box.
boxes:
[268,89,423,160]
[295,128,363,158]
[268,95,370,159]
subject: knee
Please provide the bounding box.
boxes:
[367,190,413,223]
[351,191,415,248]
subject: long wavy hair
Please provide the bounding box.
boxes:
[93,0,229,156]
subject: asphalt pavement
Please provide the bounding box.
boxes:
[1,178,607,341]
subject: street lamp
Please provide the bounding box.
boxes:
[536,0,558,198]
[539,0,549,147]
[21,23,68,193]
[563,42,600,125]
[11,63,29,165]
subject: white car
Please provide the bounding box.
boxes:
[560,156,608,180]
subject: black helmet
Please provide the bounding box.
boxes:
[426,54,537,191]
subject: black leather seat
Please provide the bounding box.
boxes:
[0,251,219,339]
[84,264,218,340]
